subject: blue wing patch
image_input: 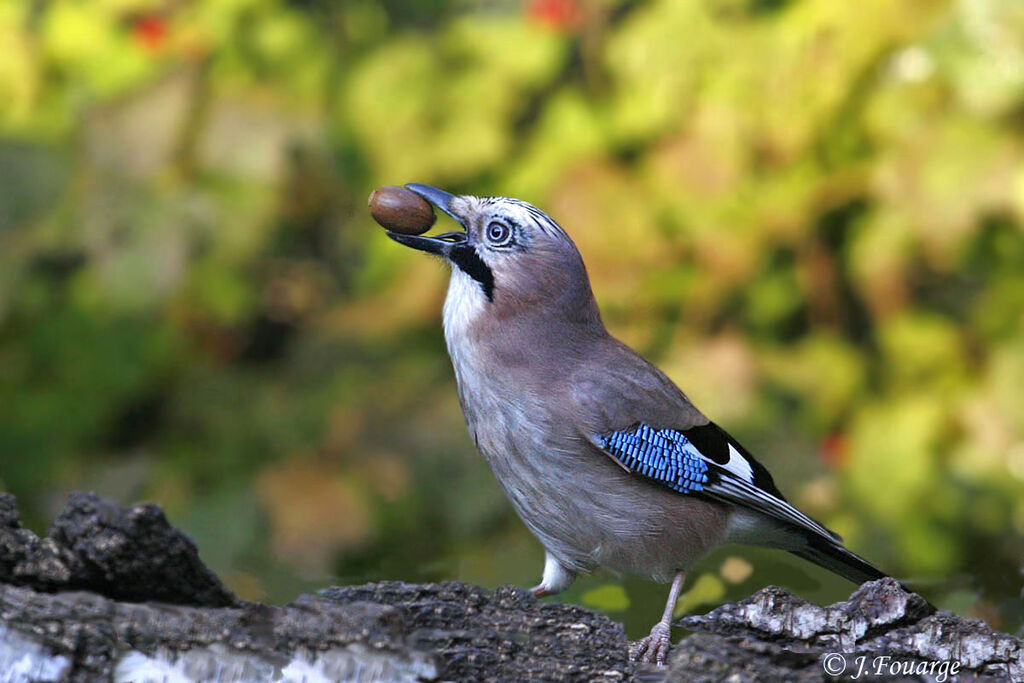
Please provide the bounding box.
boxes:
[594,421,842,543]
[596,423,709,494]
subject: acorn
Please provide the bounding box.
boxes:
[368,185,436,235]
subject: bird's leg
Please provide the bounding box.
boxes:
[530,551,575,598]
[631,571,686,666]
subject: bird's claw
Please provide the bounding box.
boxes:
[529,584,548,598]
[630,621,672,666]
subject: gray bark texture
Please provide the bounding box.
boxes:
[0,492,1020,682]
[673,581,1021,682]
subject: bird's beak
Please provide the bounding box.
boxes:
[385,184,467,256]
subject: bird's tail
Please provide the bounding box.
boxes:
[789,538,888,585]
[789,538,937,611]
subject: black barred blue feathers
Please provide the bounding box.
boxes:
[596,424,710,494]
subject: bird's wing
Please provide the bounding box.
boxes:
[572,339,841,544]
[590,421,841,543]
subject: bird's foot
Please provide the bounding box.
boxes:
[529,584,549,598]
[630,621,672,666]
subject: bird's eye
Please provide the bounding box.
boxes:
[485,221,513,246]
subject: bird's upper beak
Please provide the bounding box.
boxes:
[385,184,467,257]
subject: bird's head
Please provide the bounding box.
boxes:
[386,184,601,330]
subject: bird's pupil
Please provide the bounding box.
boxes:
[488,222,508,243]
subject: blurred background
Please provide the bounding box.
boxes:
[1,0,1022,639]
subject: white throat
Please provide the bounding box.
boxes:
[442,267,493,428]
[442,267,487,353]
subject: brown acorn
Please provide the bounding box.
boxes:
[368,186,436,235]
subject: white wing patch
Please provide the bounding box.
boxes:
[723,443,754,483]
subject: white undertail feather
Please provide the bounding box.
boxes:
[539,550,575,594]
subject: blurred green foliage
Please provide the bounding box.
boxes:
[1,0,1022,637]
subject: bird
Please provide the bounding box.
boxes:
[384,184,892,666]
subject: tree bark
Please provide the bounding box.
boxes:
[0,492,1019,682]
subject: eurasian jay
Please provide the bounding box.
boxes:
[386,184,890,665]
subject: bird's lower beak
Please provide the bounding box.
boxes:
[385,229,466,256]
[385,184,468,256]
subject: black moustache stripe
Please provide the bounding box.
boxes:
[449,244,495,301]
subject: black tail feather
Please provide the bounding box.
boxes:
[789,540,888,585]
[790,539,937,611]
